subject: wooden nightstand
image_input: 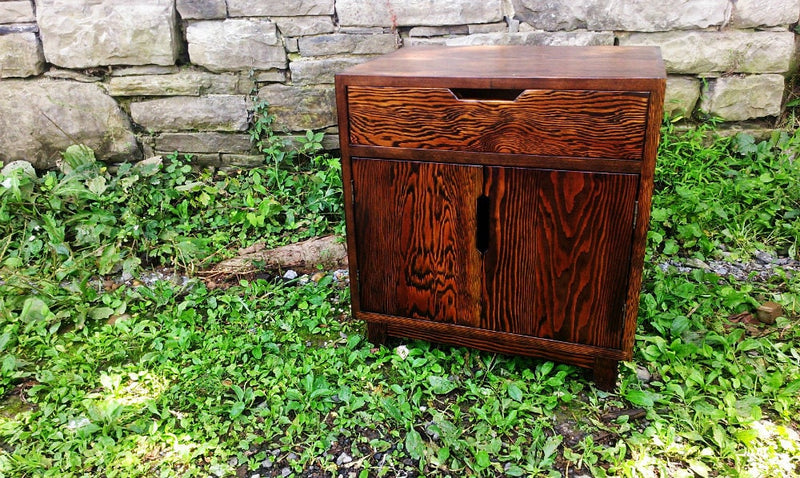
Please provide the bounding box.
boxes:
[335,45,665,390]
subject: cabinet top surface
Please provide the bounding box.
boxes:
[337,45,666,81]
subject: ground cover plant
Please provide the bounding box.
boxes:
[0,115,798,477]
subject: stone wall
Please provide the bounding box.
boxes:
[0,0,798,169]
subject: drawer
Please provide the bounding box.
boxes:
[347,86,649,160]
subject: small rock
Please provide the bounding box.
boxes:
[755,251,773,265]
[636,366,652,383]
[1,160,36,180]
[311,271,327,282]
[286,452,298,462]
[228,457,238,467]
[251,474,261,478]
[685,258,709,270]
[395,345,410,360]
[283,270,298,280]
[756,301,783,325]
[335,452,352,465]
[333,269,349,282]
[280,467,291,478]
[261,458,273,469]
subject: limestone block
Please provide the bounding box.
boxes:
[0,24,37,34]
[337,0,503,27]
[156,132,253,153]
[290,56,374,84]
[731,0,800,27]
[257,84,336,131]
[409,26,469,37]
[106,70,251,96]
[273,16,335,37]
[0,1,34,24]
[130,95,249,132]
[664,76,700,118]
[111,66,178,76]
[443,31,614,46]
[0,79,139,169]
[468,22,508,34]
[227,0,334,16]
[297,34,397,57]
[619,31,795,74]
[176,0,226,20]
[37,0,179,68]
[219,154,265,169]
[0,31,45,77]
[699,75,784,121]
[512,0,728,32]
[187,19,287,72]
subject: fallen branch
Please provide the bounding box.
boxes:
[201,235,347,279]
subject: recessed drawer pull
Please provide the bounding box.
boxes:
[449,88,524,102]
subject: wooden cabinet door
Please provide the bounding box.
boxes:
[483,168,639,349]
[351,158,484,326]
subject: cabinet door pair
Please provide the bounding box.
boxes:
[351,158,638,350]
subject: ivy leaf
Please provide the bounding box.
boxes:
[427,376,457,395]
[405,428,424,460]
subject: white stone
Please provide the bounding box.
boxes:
[699,75,784,121]
[512,0,729,32]
[290,56,374,84]
[0,31,44,78]
[257,84,336,131]
[37,0,179,69]
[337,0,503,27]
[0,79,139,169]
[130,95,249,132]
[297,34,397,57]
[227,0,334,17]
[664,76,700,118]
[187,19,287,72]
[730,0,800,27]
[273,16,335,37]
[176,0,226,20]
[106,70,251,96]
[619,31,795,74]
[443,30,614,46]
[0,1,35,24]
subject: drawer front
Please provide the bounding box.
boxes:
[347,86,649,160]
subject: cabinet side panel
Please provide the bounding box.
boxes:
[532,171,638,349]
[482,167,542,335]
[352,159,483,326]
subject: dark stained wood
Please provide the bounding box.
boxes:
[347,145,644,174]
[338,45,666,85]
[481,167,541,335]
[348,87,648,160]
[351,158,483,326]
[366,322,388,346]
[621,82,666,360]
[529,171,638,348]
[593,357,619,391]
[359,313,626,368]
[336,45,666,389]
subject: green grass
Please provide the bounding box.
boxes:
[0,120,798,477]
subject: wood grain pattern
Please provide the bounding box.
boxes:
[348,87,648,160]
[338,45,666,84]
[530,170,638,348]
[357,312,627,369]
[352,158,483,326]
[481,167,541,335]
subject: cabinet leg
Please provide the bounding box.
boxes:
[366,322,388,346]
[593,357,619,391]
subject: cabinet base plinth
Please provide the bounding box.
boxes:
[366,322,388,346]
[592,357,619,391]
